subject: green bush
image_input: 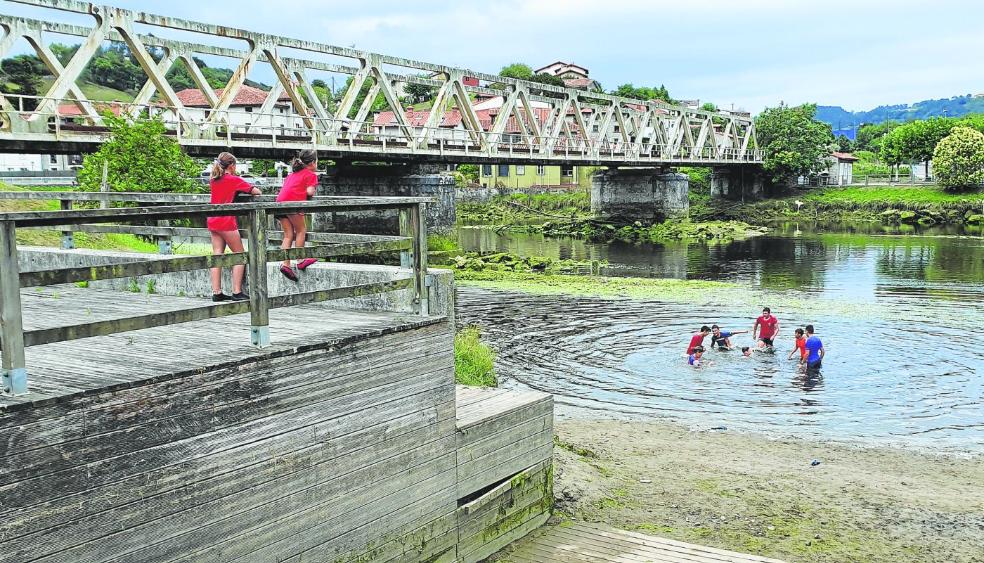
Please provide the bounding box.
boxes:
[77,114,200,193]
[454,326,497,387]
[933,127,984,191]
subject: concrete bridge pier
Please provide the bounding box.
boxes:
[591,167,689,223]
[314,163,456,234]
[710,166,766,201]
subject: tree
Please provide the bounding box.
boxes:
[932,126,984,191]
[403,82,435,105]
[700,102,718,112]
[855,120,900,152]
[76,114,200,193]
[610,83,673,103]
[0,54,46,109]
[754,103,835,185]
[456,164,479,184]
[835,134,854,152]
[530,73,565,87]
[880,117,954,178]
[499,63,533,81]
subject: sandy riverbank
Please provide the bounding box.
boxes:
[526,420,982,563]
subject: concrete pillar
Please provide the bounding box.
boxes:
[313,163,456,234]
[591,167,689,223]
[709,166,766,202]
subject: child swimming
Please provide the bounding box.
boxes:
[688,346,706,368]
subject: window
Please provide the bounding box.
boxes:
[49,155,58,164]
[245,106,253,113]
[482,164,493,176]
[536,165,546,176]
[498,164,510,177]
[561,165,574,177]
[516,165,525,176]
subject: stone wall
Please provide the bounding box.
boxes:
[314,164,456,234]
[591,168,689,222]
[456,185,581,205]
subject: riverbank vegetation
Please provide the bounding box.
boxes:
[454,326,497,387]
[710,185,984,226]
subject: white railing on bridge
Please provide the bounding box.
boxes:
[0,0,763,166]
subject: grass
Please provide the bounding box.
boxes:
[39,78,135,103]
[805,185,984,207]
[454,325,497,387]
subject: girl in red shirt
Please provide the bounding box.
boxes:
[787,328,808,366]
[275,149,319,281]
[208,152,261,301]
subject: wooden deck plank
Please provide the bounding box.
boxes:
[503,522,787,563]
[1,286,445,409]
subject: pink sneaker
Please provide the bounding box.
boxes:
[297,258,318,271]
[280,264,298,281]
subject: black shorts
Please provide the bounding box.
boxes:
[759,337,774,346]
[807,360,822,371]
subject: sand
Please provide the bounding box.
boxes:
[535,420,983,563]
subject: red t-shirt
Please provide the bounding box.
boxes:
[276,168,317,203]
[794,336,807,360]
[756,315,778,339]
[208,174,254,232]
[687,333,705,355]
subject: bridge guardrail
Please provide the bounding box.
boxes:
[0,196,430,397]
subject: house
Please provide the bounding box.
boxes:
[0,153,81,173]
[829,152,858,185]
[154,85,301,135]
[534,61,602,92]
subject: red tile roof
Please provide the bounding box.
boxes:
[173,85,290,108]
[58,102,126,117]
[831,151,859,161]
[563,78,598,90]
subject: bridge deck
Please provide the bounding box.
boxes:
[500,521,787,563]
[0,286,442,409]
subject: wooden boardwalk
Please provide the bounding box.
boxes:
[500,521,787,563]
[1,286,440,408]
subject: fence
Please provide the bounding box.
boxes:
[0,196,429,396]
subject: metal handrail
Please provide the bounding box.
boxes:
[0,197,430,397]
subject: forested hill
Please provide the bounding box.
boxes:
[818,95,984,127]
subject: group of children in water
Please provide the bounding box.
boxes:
[686,307,826,372]
[206,149,320,302]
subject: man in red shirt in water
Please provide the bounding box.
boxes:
[687,325,712,355]
[752,307,780,349]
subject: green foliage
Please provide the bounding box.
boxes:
[403,81,436,104]
[454,326,497,387]
[852,150,892,177]
[611,83,672,103]
[855,120,901,152]
[499,63,534,80]
[700,102,718,112]
[932,127,984,191]
[531,73,566,87]
[817,95,984,126]
[835,135,853,152]
[76,114,200,193]
[455,164,479,186]
[339,75,387,118]
[880,117,955,166]
[0,54,45,108]
[754,103,834,185]
[427,234,461,253]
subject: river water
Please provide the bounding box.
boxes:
[454,222,984,453]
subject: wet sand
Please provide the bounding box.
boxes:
[545,420,983,563]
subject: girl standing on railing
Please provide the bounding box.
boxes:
[275,149,319,281]
[208,152,261,301]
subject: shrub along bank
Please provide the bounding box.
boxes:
[713,185,984,226]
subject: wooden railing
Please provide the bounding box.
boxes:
[0,196,429,396]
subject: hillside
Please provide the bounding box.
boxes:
[39,78,134,102]
[818,94,984,127]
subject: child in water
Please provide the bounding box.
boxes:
[688,346,706,368]
[787,328,808,366]
[741,346,752,357]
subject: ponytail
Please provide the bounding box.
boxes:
[291,149,317,173]
[211,152,236,181]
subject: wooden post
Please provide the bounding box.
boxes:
[100,160,109,209]
[409,203,428,316]
[0,220,28,395]
[60,199,74,249]
[246,208,270,347]
[157,219,172,254]
[398,207,412,269]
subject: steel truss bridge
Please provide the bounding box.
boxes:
[0,0,763,166]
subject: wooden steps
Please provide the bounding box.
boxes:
[501,521,788,563]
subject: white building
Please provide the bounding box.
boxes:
[0,153,81,173]
[154,86,303,136]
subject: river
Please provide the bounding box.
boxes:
[454,222,984,453]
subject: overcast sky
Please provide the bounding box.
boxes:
[4,0,983,113]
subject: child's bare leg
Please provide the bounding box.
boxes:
[210,232,226,294]
[279,217,295,267]
[221,231,247,294]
